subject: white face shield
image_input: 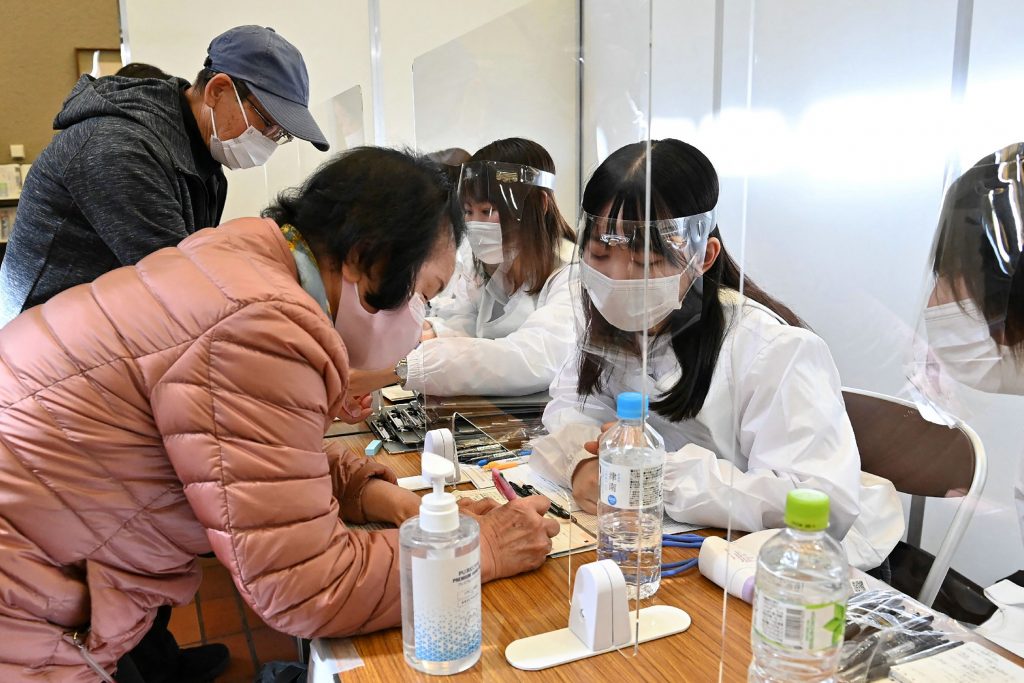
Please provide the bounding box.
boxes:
[457,160,556,265]
[907,143,1024,422]
[575,208,716,337]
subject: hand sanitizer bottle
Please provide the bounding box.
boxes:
[399,452,482,675]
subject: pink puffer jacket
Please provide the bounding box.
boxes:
[0,217,402,681]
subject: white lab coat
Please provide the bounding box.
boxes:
[405,241,577,396]
[531,288,905,570]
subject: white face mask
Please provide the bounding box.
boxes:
[466,221,505,264]
[923,300,1024,395]
[208,82,278,170]
[580,261,685,332]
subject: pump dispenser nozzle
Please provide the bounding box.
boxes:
[419,452,459,533]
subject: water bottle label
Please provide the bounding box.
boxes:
[411,551,482,661]
[600,463,663,509]
[753,593,846,652]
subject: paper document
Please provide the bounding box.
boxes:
[888,641,1024,683]
[470,462,704,537]
[309,638,364,681]
[381,384,417,402]
[454,488,596,558]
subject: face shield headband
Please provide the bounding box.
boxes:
[457,161,556,223]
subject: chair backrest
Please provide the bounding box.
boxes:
[842,387,987,608]
[842,388,976,498]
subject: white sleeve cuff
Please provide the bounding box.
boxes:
[404,347,425,392]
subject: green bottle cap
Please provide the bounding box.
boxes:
[784,488,830,531]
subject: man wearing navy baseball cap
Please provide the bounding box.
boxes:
[1,25,329,328]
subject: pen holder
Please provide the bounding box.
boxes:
[424,428,458,485]
[504,560,691,670]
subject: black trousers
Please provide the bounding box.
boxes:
[116,605,180,683]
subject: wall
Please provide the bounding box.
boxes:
[123,0,545,221]
[0,0,121,164]
[409,0,578,216]
[122,0,372,221]
[624,0,1024,586]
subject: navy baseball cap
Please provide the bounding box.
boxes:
[207,25,329,151]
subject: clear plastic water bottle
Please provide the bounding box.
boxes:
[597,392,666,600]
[749,489,850,683]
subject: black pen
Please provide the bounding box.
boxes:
[509,481,573,520]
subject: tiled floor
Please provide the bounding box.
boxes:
[168,557,302,683]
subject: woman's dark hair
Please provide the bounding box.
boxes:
[263,147,465,311]
[468,138,575,295]
[578,139,802,421]
[116,62,169,79]
[932,146,1024,351]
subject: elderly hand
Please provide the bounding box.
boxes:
[477,496,560,582]
[336,393,373,424]
[457,496,502,517]
[347,368,398,399]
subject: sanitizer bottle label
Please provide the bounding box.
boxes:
[412,550,482,662]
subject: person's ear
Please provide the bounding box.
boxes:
[341,256,363,284]
[203,72,233,108]
[701,237,721,274]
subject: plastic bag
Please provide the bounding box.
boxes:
[837,588,986,682]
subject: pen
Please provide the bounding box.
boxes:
[492,469,519,501]
[523,483,573,520]
[482,460,524,471]
[504,480,573,520]
[474,451,525,466]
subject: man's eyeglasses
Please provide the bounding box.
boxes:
[246,99,293,145]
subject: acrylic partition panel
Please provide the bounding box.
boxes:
[411,0,579,441]
[411,0,578,215]
[722,0,1024,590]
[257,86,366,207]
[409,0,695,667]
[640,0,1024,670]
[633,0,1024,676]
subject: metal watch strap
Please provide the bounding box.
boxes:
[394,358,408,386]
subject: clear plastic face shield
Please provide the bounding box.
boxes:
[907,143,1024,423]
[576,209,715,342]
[457,161,556,265]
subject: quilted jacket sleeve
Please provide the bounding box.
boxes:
[151,300,402,638]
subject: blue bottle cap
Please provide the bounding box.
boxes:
[616,392,648,420]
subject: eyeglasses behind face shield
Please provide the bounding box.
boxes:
[457,161,556,222]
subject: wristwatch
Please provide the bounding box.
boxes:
[394,358,409,387]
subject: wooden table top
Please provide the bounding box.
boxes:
[326,431,754,682]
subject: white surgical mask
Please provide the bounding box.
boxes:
[923,300,1024,395]
[208,82,278,170]
[580,261,685,332]
[466,221,505,264]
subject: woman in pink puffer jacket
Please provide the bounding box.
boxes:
[0,148,558,681]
